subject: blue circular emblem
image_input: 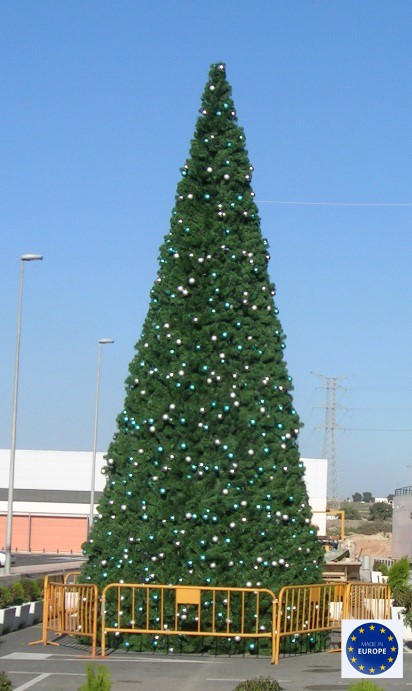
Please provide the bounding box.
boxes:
[345,621,398,676]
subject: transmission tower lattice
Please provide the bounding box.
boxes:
[312,372,347,506]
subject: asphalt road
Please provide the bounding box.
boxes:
[0,625,411,690]
[9,553,85,568]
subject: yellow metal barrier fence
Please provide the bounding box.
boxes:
[64,571,81,585]
[31,576,98,656]
[346,582,391,620]
[30,579,391,664]
[101,583,277,659]
[273,581,391,664]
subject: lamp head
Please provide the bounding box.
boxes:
[21,254,43,261]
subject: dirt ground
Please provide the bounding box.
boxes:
[345,531,392,558]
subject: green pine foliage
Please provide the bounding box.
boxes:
[82,63,323,600]
[388,555,410,591]
[10,581,24,605]
[0,587,13,609]
[78,664,112,691]
[347,681,384,690]
[233,678,283,691]
[0,671,12,691]
[21,578,42,602]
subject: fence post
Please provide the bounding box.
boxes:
[273,587,284,665]
[41,575,50,645]
[271,595,278,664]
[101,591,106,658]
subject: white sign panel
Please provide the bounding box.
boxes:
[341,619,403,679]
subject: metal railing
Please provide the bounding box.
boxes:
[33,578,392,664]
[272,581,391,664]
[273,582,346,664]
[31,575,98,656]
[64,571,81,585]
[346,582,391,620]
[101,583,277,659]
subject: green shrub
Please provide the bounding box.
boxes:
[35,576,45,596]
[347,680,384,690]
[388,555,410,591]
[0,671,13,691]
[349,521,392,535]
[0,579,43,608]
[20,578,41,602]
[31,579,42,600]
[391,583,412,607]
[404,607,412,628]
[78,664,112,691]
[0,587,13,609]
[341,502,361,520]
[373,561,389,575]
[232,678,283,691]
[369,502,392,521]
[10,580,24,605]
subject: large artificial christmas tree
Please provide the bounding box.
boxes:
[82,63,323,599]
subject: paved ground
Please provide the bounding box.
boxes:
[11,554,84,568]
[0,556,409,689]
[0,625,411,690]
[0,555,85,585]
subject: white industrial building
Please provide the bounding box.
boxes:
[0,450,327,553]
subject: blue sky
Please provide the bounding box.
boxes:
[2,0,412,498]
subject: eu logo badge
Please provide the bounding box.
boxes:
[341,619,403,679]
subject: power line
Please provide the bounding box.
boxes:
[345,427,412,432]
[257,199,412,207]
[349,408,412,412]
[351,386,412,390]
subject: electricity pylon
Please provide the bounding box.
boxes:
[312,372,347,507]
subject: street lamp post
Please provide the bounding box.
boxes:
[89,338,114,531]
[5,254,43,575]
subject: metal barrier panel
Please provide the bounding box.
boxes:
[101,583,277,659]
[273,582,392,664]
[32,579,392,664]
[64,571,81,585]
[273,582,348,664]
[39,580,98,656]
[345,582,391,620]
[46,573,64,585]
